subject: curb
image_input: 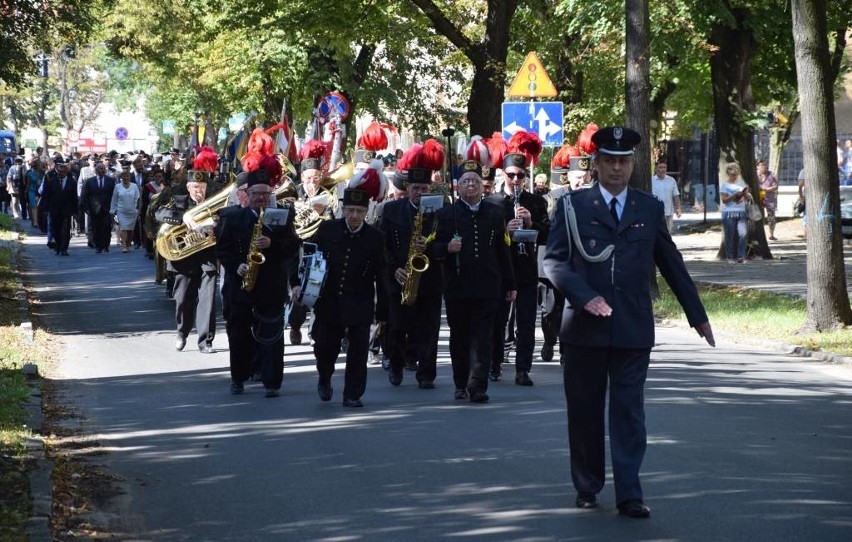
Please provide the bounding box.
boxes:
[5,225,53,541]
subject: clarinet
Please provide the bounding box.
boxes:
[513,186,527,256]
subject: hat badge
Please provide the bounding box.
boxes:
[614,127,623,140]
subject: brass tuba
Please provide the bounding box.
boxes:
[155,182,235,261]
[294,185,339,239]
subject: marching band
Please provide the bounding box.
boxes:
[136,118,614,406]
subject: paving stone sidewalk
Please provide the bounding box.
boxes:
[672,212,852,298]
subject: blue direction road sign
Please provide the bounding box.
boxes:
[502,101,564,147]
[115,127,129,141]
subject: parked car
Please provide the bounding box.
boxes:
[842,198,852,239]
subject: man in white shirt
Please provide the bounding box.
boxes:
[651,161,681,233]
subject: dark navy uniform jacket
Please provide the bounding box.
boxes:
[310,218,389,326]
[378,198,443,298]
[433,199,516,300]
[543,184,707,349]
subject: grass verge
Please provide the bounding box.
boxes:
[655,280,852,357]
[0,213,35,539]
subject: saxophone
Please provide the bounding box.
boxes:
[242,207,266,292]
[400,210,432,306]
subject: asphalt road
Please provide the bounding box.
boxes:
[22,224,852,541]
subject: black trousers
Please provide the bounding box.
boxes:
[540,283,565,354]
[288,303,308,330]
[387,293,442,383]
[173,270,217,346]
[445,298,497,393]
[226,302,284,390]
[91,213,112,251]
[49,212,73,251]
[492,282,537,375]
[313,312,371,401]
[563,345,651,505]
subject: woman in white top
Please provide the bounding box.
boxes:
[110,170,141,253]
[719,162,750,263]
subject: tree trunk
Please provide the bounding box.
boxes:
[709,6,772,260]
[625,0,652,191]
[791,0,852,331]
[411,0,517,136]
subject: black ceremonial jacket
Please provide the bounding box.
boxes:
[433,198,515,301]
[309,218,389,326]
[487,190,550,286]
[378,197,443,298]
[215,205,301,306]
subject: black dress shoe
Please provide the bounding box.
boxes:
[96,249,102,254]
[469,390,489,403]
[175,335,186,352]
[289,327,302,345]
[317,379,333,402]
[199,343,214,354]
[61,250,69,256]
[454,389,469,400]
[515,372,534,386]
[265,388,280,398]
[541,342,554,362]
[576,493,599,509]
[342,397,363,407]
[617,500,651,518]
[417,380,435,390]
[489,371,502,382]
[388,369,403,386]
[230,381,244,395]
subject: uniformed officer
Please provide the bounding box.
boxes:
[433,160,516,403]
[155,150,222,353]
[543,126,715,518]
[380,164,443,389]
[487,151,550,385]
[308,187,388,407]
[216,170,301,397]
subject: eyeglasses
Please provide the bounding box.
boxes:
[506,172,526,179]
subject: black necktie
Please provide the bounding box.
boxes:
[610,198,619,225]
[98,177,103,189]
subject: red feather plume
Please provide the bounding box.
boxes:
[192,146,219,173]
[411,139,444,171]
[507,130,543,167]
[240,128,281,185]
[552,144,579,169]
[577,123,599,156]
[357,121,389,151]
[395,144,422,172]
[485,132,507,169]
[299,140,326,161]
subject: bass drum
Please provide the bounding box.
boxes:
[299,243,327,308]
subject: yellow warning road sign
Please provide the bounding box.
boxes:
[507,51,558,99]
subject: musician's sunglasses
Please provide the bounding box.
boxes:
[506,172,526,179]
